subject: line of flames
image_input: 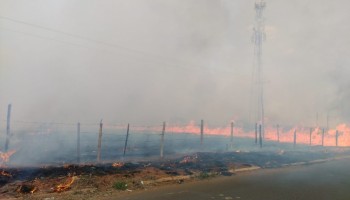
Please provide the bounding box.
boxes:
[110,122,350,147]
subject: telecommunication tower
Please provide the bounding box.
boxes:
[252,0,266,137]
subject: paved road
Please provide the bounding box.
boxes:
[119,159,350,200]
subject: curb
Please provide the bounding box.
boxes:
[142,156,350,186]
[281,155,350,168]
[230,166,261,173]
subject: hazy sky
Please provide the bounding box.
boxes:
[0,0,349,127]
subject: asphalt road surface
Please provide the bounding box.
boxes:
[119,158,350,200]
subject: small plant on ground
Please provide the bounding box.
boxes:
[198,172,210,179]
[113,181,128,190]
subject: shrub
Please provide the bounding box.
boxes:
[113,181,128,190]
[198,172,210,179]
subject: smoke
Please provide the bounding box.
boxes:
[329,66,350,121]
[0,0,349,128]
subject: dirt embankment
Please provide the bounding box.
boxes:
[1,149,349,200]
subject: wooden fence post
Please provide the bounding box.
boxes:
[77,122,80,164]
[97,120,103,163]
[277,124,280,142]
[160,122,166,159]
[255,123,258,145]
[200,120,204,145]
[293,129,297,148]
[5,104,12,152]
[336,130,339,147]
[309,128,312,146]
[259,124,262,148]
[322,128,325,146]
[230,122,234,148]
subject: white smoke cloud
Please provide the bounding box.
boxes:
[0,0,349,128]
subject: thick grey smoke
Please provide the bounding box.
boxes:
[0,0,349,128]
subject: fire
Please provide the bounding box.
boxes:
[165,122,251,138]
[166,122,350,147]
[30,187,38,194]
[53,176,77,192]
[0,170,12,177]
[263,125,350,147]
[180,154,198,164]
[0,150,16,167]
[108,121,350,147]
[63,164,71,169]
[112,162,124,168]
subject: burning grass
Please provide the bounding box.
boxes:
[52,176,77,192]
[112,162,125,168]
[0,150,16,167]
[0,170,12,177]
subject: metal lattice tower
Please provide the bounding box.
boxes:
[252,0,266,138]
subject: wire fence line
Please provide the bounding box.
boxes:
[1,115,348,167]
[0,118,246,166]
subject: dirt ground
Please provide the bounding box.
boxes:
[1,150,349,200]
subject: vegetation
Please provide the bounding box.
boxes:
[113,181,128,190]
[198,172,211,179]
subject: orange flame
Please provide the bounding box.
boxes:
[263,124,350,147]
[106,121,350,147]
[157,122,350,147]
[30,187,38,194]
[0,150,16,167]
[53,176,76,192]
[180,154,198,164]
[112,162,124,168]
[0,170,12,177]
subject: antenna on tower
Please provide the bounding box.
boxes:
[252,0,267,138]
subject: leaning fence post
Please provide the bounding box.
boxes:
[123,123,130,157]
[77,122,80,164]
[97,120,103,163]
[5,104,12,152]
[160,122,166,159]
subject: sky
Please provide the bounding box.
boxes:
[0,0,349,128]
